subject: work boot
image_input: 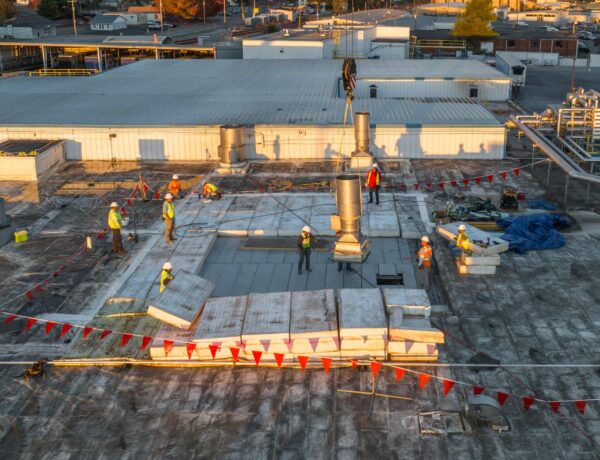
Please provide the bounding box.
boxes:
[307,268,312,272]
[298,269,303,274]
[368,200,373,204]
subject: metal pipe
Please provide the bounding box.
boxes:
[218,125,245,165]
[354,112,370,154]
[336,174,362,235]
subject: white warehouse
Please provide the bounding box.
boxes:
[0,59,507,162]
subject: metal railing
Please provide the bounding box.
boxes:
[28,68,98,77]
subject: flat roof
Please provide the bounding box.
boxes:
[247,29,347,42]
[0,59,503,127]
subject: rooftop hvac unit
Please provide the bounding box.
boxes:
[464,395,511,434]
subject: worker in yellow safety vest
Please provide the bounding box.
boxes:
[202,180,221,200]
[297,225,317,274]
[451,224,470,259]
[160,262,174,293]
[108,202,126,255]
[163,193,176,244]
[417,235,433,290]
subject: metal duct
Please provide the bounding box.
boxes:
[332,174,369,262]
[355,112,371,154]
[218,125,245,165]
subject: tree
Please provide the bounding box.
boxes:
[451,0,497,39]
[332,0,347,14]
[162,0,199,19]
[37,0,65,20]
[0,0,16,20]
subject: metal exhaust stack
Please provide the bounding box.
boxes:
[350,112,374,170]
[217,125,248,174]
[330,174,369,263]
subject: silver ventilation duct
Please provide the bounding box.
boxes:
[218,125,246,166]
[330,174,369,263]
[355,112,371,154]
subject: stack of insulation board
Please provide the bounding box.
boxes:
[383,288,444,361]
[338,288,387,360]
[290,289,339,360]
[437,222,507,275]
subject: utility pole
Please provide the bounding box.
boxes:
[224,0,227,24]
[159,0,164,33]
[203,0,206,23]
[70,0,78,41]
[570,21,578,91]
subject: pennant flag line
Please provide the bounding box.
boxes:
[60,323,73,338]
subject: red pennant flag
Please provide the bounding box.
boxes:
[4,314,17,324]
[24,318,37,332]
[132,190,138,199]
[143,183,150,192]
[351,359,358,369]
[426,344,436,355]
[34,285,44,293]
[163,339,174,357]
[321,357,332,373]
[229,347,240,362]
[438,181,445,189]
[497,392,509,406]
[575,400,587,415]
[549,401,561,413]
[208,344,219,359]
[308,337,319,352]
[500,171,507,181]
[487,174,494,182]
[127,199,132,207]
[83,326,94,339]
[414,183,420,190]
[426,182,432,189]
[252,349,262,366]
[283,338,293,352]
[474,386,484,395]
[450,180,458,188]
[53,271,59,277]
[97,231,106,239]
[395,368,405,382]
[154,191,160,200]
[186,343,196,360]
[45,321,57,335]
[523,396,535,411]
[405,340,414,353]
[141,336,152,350]
[474,177,482,185]
[121,333,133,347]
[371,361,382,379]
[120,207,127,215]
[332,337,340,350]
[100,329,112,340]
[43,279,49,286]
[419,373,431,391]
[60,323,73,338]
[443,379,455,396]
[274,352,284,368]
[513,167,520,177]
[462,178,470,186]
[298,355,309,371]
[260,339,271,352]
[135,184,141,193]
[25,291,33,301]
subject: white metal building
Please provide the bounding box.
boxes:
[90,15,128,32]
[0,60,506,161]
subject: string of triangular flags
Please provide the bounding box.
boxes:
[1,308,599,415]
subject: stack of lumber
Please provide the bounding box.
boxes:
[437,222,507,275]
[338,288,387,360]
[290,290,339,359]
[146,270,214,330]
[241,291,292,363]
[383,288,444,361]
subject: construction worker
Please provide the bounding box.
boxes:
[297,225,316,274]
[108,202,126,255]
[366,162,382,205]
[451,224,470,259]
[163,193,176,244]
[168,174,182,199]
[160,262,174,293]
[202,180,221,200]
[417,235,433,290]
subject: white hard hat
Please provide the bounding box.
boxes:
[458,224,466,231]
[421,236,430,243]
[110,202,118,208]
[165,193,174,199]
[203,179,208,185]
[302,225,311,233]
[163,262,172,270]
[172,174,179,180]
[372,162,379,169]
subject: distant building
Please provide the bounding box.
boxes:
[494,34,578,57]
[128,5,162,24]
[90,15,128,32]
[0,5,56,39]
[432,0,519,9]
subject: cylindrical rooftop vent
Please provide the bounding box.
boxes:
[335,174,362,235]
[355,112,370,154]
[218,125,246,166]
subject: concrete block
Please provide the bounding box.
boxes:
[146,270,214,330]
[383,288,431,317]
[460,253,501,266]
[388,310,444,344]
[290,290,338,354]
[194,295,247,345]
[455,260,496,275]
[437,222,509,256]
[242,291,291,355]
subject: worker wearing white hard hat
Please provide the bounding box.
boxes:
[366,162,382,205]
[160,261,174,293]
[417,235,433,290]
[107,201,126,255]
[297,225,317,274]
[168,175,182,199]
[163,193,176,245]
[202,180,221,200]
[450,223,470,259]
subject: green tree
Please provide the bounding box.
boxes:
[0,0,16,20]
[332,0,347,14]
[451,0,497,39]
[162,0,199,19]
[37,0,64,20]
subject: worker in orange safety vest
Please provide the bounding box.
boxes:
[168,174,182,199]
[366,163,382,205]
[417,235,433,290]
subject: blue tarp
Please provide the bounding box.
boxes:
[527,199,557,211]
[497,213,570,254]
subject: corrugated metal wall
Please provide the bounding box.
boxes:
[0,124,505,161]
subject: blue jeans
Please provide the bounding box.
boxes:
[298,247,311,272]
[449,242,462,259]
[368,186,379,204]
